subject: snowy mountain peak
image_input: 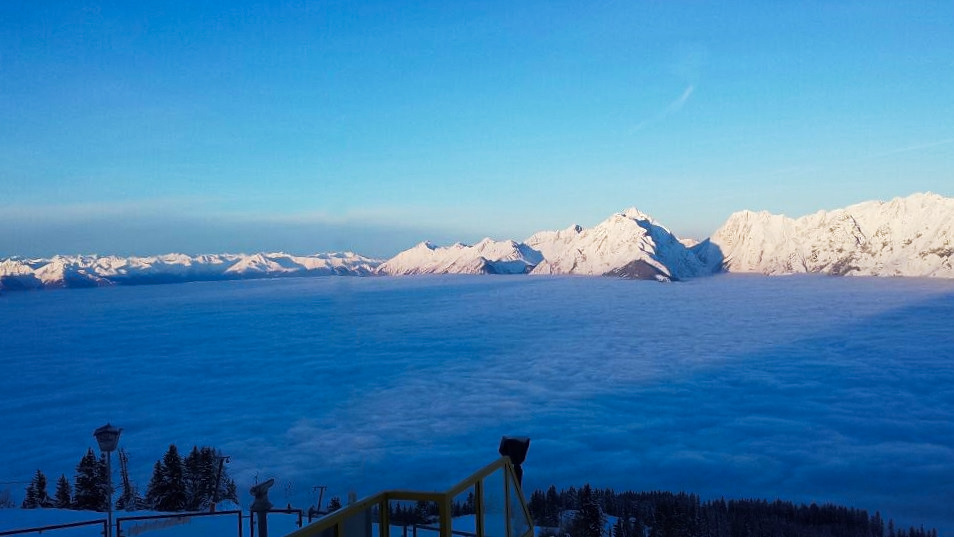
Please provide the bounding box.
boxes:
[528,207,707,280]
[709,192,954,277]
[377,238,541,275]
[621,206,655,222]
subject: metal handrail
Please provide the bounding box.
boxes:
[0,518,107,536]
[284,456,533,537]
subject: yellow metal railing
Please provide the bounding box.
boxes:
[284,457,533,537]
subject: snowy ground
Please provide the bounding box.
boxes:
[1,275,953,534]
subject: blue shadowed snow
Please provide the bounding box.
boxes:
[1,275,953,533]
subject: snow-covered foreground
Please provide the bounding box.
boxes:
[1,275,953,533]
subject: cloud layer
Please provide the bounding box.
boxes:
[1,275,952,532]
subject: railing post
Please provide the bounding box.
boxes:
[475,479,485,537]
[503,466,512,537]
[380,497,390,537]
[443,495,454,537]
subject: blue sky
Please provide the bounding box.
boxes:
[2,1,952,257]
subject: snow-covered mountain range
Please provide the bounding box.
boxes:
[3,192,952,291]
[376,207,708,281]
[525,208,707,280]
[378,193,953,280]
[700,192,954,277]
[376,238,543,275]
[0,252,381,290]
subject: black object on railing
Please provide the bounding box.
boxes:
[498,436,531,486]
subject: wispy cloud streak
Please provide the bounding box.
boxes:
[631,84,695,133]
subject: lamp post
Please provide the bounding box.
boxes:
[93,424,122,537]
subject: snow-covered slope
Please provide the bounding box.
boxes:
[379,209,709,281]
[708,192,954,277]
[376,238,543,275]
[0,252,382,291]
[527,208,709,281]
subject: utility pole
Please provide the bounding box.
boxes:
[211,454,231,512]
[309,485,327,521]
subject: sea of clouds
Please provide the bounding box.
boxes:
[1,274,952,533]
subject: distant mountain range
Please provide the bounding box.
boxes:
[0,252,380,290]
[2,192,952,291]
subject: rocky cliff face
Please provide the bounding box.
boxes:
[707,192,954,277]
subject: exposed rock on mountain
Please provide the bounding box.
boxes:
[5,192,952,292]
[381,208,710,281]
[707,192,954,277]
[526,208,709,281]
[376,239,543,275]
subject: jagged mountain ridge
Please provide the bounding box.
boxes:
[526,208,707,280]
[3,192,952,292]
[0,252,382,290]
[376,238,543,275]
[377,193,953,280]
[379,207,710,281]
[704,192,954,277]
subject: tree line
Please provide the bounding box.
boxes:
[19,444,237,513]
[527,484,938,537]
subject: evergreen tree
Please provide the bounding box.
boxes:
[221,476,238,504]
[55,475,72,509]
[145,461,164,509]
[21,481,38,509]
[145,445,187,511]
[33,470,53,507]
[544,485,561,527]
[328,496,342,512]
[74,448,107,511]
[572,485,606,537]
[181,446,236,510]
[183,446,210,510]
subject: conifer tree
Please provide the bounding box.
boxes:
[145,461,164,509]
[55,475,72,509]
[21,481,38,509]
[145,445,187,511]
[32,470,53,507]
[183,446,216,510]
[328,496,342,512]
[74,448,107,511]
[572,484,605,537]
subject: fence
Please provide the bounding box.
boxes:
[0,519,107,537]
[283,456,533,537]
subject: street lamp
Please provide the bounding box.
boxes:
[94,424,122,537]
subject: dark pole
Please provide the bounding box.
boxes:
[211,455,230,512]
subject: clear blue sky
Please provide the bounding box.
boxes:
[2,1,952,257]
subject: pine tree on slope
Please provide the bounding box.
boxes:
[21,480,37,509]
[73,449,107,511]
[54,475,72,509]
[146,445,187,511]
[32,470,53,507]
[571,484,606,537]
